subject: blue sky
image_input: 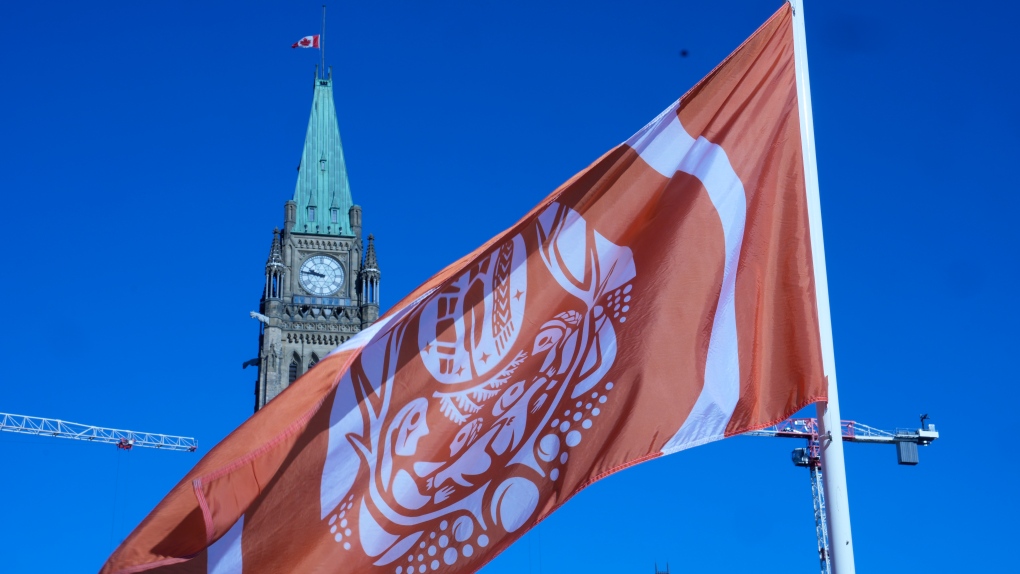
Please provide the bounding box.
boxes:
[1,0,1016,572]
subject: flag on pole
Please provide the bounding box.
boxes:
[103,4,825,573]
[292,35,320,49]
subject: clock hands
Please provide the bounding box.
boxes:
[299,257,343,299]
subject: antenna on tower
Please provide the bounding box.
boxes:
[321,4,326,79]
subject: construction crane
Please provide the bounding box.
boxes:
[0,412,197,452]
[745,417,939,574]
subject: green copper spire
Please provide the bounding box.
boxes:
[292,69,354,236]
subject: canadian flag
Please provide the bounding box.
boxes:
[291,35,320,49]
[104,4,827,573]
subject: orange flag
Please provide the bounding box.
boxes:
[103,5,824,573]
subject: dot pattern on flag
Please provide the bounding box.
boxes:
[390,516,490,573]
[319,203,637,571]
[328,494,356,550]
[545,378,616,485]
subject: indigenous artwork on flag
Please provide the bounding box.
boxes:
[103,4,826,574]
[318,202,635,568]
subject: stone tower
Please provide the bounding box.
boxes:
[254,68,381,411]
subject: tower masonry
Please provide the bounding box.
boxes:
[254,68,381,411]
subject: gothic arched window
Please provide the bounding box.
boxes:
[308,353,319,371]
[269,274,280,298]
[289,355,300,383]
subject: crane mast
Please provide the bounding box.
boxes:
[0,412,197,452]
[745,417,939,574]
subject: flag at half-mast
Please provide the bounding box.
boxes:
[103,4,825,573]
[292,34,320,49]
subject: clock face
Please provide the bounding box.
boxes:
[299,255,345,296]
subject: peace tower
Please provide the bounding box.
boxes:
[254,68,381,411]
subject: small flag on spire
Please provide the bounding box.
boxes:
[291,35,320,49]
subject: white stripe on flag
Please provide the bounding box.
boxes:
[326,313,396,359]
[208,515,243,574]
[625,101,747,453]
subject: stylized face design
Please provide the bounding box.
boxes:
[320,203,637,569]
[391,399,429,457]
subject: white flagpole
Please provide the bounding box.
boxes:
[789,0,856,572]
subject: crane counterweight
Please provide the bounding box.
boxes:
[745,416,940,574]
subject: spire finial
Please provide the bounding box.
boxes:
[364,234,378,270]
[266,229,285,271]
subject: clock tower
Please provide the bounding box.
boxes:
[254,68,381,411]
